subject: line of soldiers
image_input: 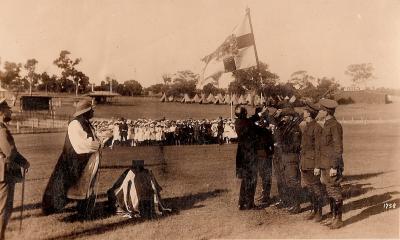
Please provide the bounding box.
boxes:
[234,97,344,229]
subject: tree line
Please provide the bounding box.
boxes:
[145,61,374,102]
[1,49,375,100]
[0,50,143,96]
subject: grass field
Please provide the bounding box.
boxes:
[3,120,399,239]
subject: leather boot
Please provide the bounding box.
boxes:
[313,197,323,222]
[321,198,336,226]
[288,188,301,214]
[304,194,316,220]
[330,200,344,229]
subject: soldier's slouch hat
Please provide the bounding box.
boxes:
[318,98,338,110]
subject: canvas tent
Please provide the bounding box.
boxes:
[238,95,246,105]
[231,94,239,105]
[223,94,231,105]
[199,94,208,104]
[207,93,216,103]
[214,93,225,104]
[192,94,201,103]
[181,93,192,103]
[160,93,167,102]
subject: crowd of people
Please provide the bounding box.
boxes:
[92,117,238,148]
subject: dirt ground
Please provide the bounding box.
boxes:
[3,122,400,239]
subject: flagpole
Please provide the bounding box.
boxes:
[246,7,261,75]
[246,7,265,103]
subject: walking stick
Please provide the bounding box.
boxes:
[19,169,27,233]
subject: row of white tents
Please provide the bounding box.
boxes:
[160,93,267,106]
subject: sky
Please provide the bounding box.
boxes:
[0,0,399,88]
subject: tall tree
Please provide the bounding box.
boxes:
[229,61,279,94]
[0,61,23,90]
[315,77,340,99]
[53,50,88,95]
[289,70,316,90]
[345,63,375,88]
[24,58,39,94]
[38,72,59,92]
[123,80,143,96]
[171,70,199,84]
[162,74,172,85]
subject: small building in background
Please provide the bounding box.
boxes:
[20,95,53,112]
[85,91,121,104]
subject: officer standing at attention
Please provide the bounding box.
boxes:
[0,99,30,239]
[300,102,324,222]
[278,108,302,214]
[314,98,344,229]
[252,107,274,206]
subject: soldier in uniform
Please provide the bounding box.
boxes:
[278,108,302,214]
[300,102,324,222]
[314,98,344,229]
[269,107,288,208]
[252,107,274,205]
[0,99,30,239]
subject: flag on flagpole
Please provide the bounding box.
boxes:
[197,12,257,89]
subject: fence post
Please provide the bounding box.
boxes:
[31,119,34,133]
[17,121,20,134]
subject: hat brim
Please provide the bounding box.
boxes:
[73,106,93,117]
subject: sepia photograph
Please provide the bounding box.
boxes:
[0,0,399,239]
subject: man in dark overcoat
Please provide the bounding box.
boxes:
[235,105,267,210]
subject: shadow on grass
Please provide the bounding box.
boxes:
[163,189,228,212]
[344,193,400,227]
[13,202,42,212]
[45,189,228,240]
[343,171,393,182]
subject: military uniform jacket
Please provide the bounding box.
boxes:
[0,122,28,183]
[278,121,301,154]
[316,117,344,169]
[250,114,274,155]
[300,120,322,170]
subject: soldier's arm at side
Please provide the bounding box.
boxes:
[0,128,18,165]
[314,125,323,169]
[331,124,343,168]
